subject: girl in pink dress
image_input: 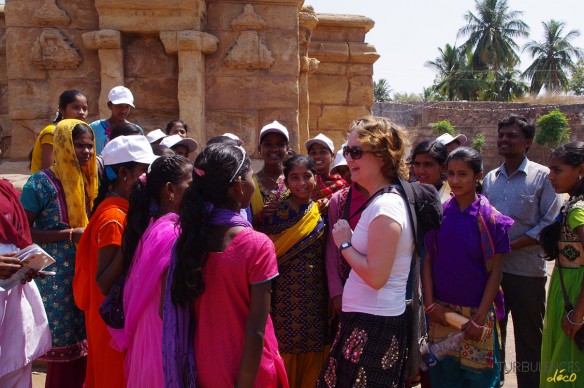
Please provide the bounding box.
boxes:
[109,155,192,387]
[162,143,288,388]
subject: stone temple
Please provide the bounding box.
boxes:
[0,0,378,160]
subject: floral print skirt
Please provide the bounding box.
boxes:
[317,310,410,388]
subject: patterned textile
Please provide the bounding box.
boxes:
[263,200,329,354]
[20,171,87,361]
[333,187,352,284]
[558,195,584,267]
[313,173,348,201]
[429,301,497,371]
[50,119,98,228]
[317,310,409,388]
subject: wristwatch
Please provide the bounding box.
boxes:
[339,241,352,252]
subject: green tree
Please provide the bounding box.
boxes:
[523,20,582,94]
[393,92,424,102]
[431,120,456,136]
[535,109,571,149]
[425,44,481,101]
[458,0,529,75]
[373,78,392,102]
[472,132,486,153]
[481,68,528,101]
[569,59,584,95]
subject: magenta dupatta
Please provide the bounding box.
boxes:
[109,212,180,351]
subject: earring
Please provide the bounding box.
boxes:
[123,176,127,182]
[169,193,175,202]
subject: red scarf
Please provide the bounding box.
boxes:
[0,180,32,249]
[313,173,348,201]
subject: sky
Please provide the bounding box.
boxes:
[310,0,584,95]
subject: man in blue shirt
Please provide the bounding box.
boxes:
[482,115,562,387]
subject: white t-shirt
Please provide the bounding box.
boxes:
[342,192,413,316]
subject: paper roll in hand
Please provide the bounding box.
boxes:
[444,311,487,341]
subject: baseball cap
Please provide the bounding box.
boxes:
[160,134,199,154]
[436,133,467,146]
[222,133,244,146]
[146,129,167,144]
[108,86,135,107]
[305,133,335,154]
[259,120,289,142]
[102,135,159,166]
[330,145,348,175]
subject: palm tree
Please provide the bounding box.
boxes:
[482,68,528,101]
[458,0,529,74]
[523,20,583,94]
[425,44,482,101]
[373,79,392,102]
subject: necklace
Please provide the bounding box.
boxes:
[108,189,123,198]
[259,169,282,185]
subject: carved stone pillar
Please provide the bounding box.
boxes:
[82,30,124,118]
[160,31,218,144]
[298,6,319,147]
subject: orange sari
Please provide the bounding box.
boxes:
[73,197,127,388]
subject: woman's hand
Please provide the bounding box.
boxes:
[317,197,330,215]
[0,253,21,279]
[72,227,85,243]
[562,311,584,339]
[462,315,485,342]
[332,219,352,248]
[329,295,342,320]
[427,303,450,327]
[261,200,279,220]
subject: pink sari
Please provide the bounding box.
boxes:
[109,212,180,388]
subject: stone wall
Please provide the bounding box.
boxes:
[0,1,378,160]
[373,101,584,173]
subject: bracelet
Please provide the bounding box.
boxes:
[470,317,485,329]
[567,310,584,326]
[69,228,73,242]
[424,302,437,313]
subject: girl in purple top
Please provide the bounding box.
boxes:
[422,147,513,388]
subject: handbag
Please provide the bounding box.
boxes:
[99,273,126,329]
[556,265,584,352]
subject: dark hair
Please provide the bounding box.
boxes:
[151,144,176,157]
[92,161,139,213]
[122,155,192,270]
[411,140,448,166]
[446,146,483,174]
[165,120,190,135]
[109,123,144,140]
[539,142,584,260]
[72,123,94,140]
[171,144,251,306]
[498,115,535,140]
[54,90,86,123]
[206,135,239,147]
[283,154,316,180]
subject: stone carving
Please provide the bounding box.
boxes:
[231,4,267,31]
[225,4,274,70]
[31,29,82,70]
[32,0,71,27]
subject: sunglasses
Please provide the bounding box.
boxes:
[342,145,372,160]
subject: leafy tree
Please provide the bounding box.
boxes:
[373,79,392,102]
[481,68,528,101]
[425,44,482,101]
[535,109,571,148]
[431,120,456,136]
[472,132,486,153]
[393,92,424,102]
[458,0,529,76]
[523,20,583,94]
[569,59,584,95]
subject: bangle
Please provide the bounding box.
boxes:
[470,317,485,329]
[69,228,73,242]
[424,302,437,313]
[567,310,584,326]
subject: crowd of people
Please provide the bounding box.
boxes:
[0,85,583,388]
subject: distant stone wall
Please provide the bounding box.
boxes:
[373,101,584,173]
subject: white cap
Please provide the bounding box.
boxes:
[160,134,199,154]
[146,129,167,144]
[259,120,289,142]
[436,133,467,146]
[330,144,348,175]
[108,86,135,107]
[305,133,335,154]
[102,135,159,166]
[222,132,244,146]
